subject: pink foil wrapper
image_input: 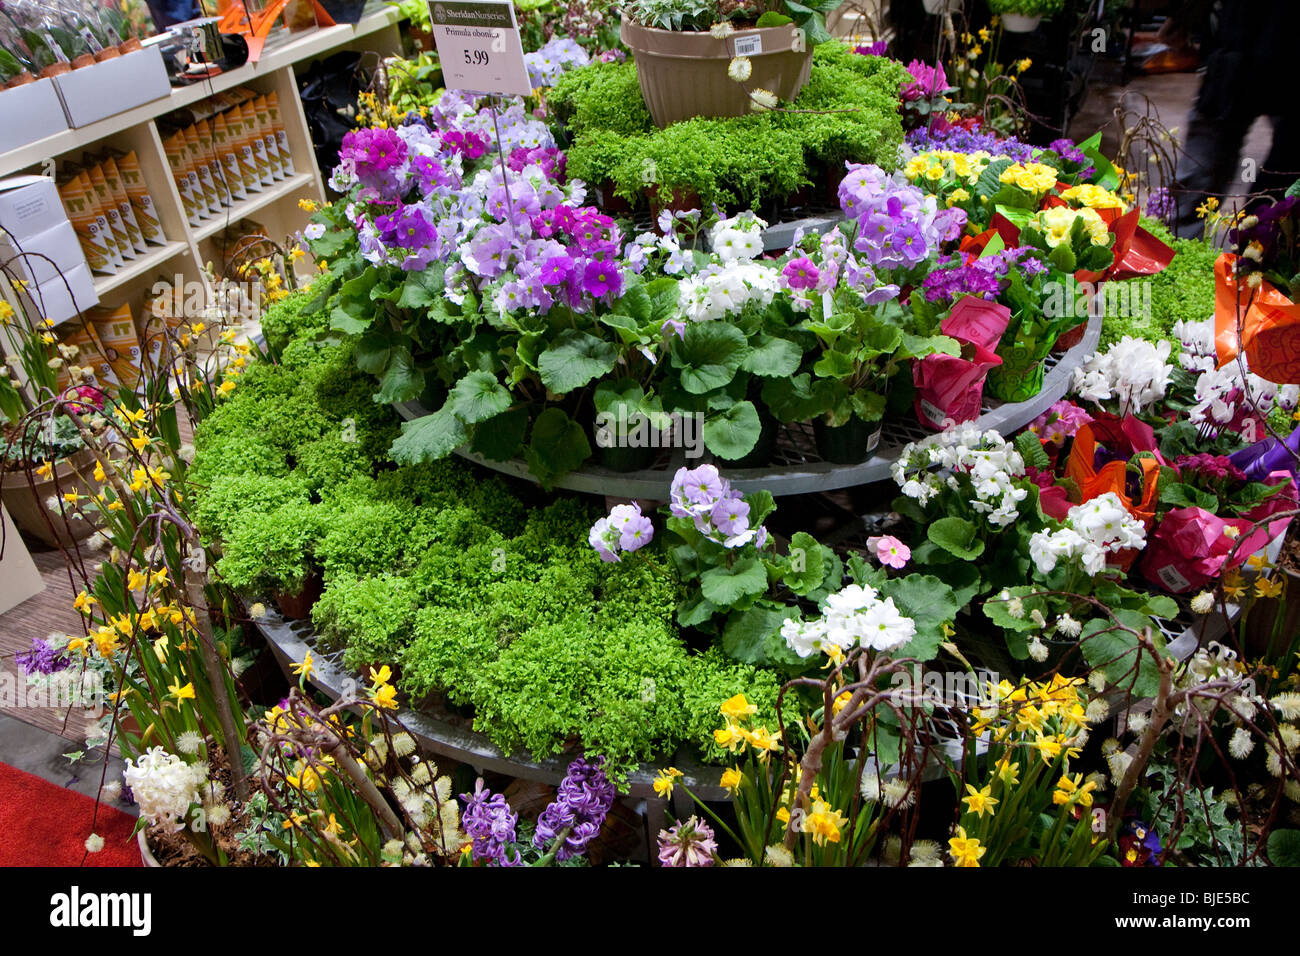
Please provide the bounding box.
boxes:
[913,297,1011,431]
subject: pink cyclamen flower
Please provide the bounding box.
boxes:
[782,256,820,291]
[868,535,910,569]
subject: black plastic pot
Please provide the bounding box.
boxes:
[813,416,882,465]
[598,442,656,473]
[715,408,779,469]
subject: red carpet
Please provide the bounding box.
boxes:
[0,762,142,866]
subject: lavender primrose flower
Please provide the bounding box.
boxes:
[460,779,522,866]
[588,502,654,561]
[668,464,767,549]
[15,637,69,676]
[905,126,1036,163]
[533,757,616,862]
[656,816,718,867]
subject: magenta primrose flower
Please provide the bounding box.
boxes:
[782,256,820,290]
[868,535,911,570]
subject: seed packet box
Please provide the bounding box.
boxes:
[0,78,70,155]
[0,175,66,242]
[0,219,88,286]
[12,262,99,327]
[52,47,171,129]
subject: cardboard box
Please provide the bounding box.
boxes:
[0,176,66,242]
[0,78,71,154]
[0,505,45,615]
[52,47,172,129]
[0,219,88,286]
[14,262,99,327]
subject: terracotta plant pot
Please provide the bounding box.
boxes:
[93,47,122,62]
[39,62,72,78]
[1001,13,1043,33]
[118,38,143,54]
[1243,567,1300,661]
[0,449,102,548]
[620,16,812,127]
[4,71,36,88]
[71,53,96,70]
[409,26,435,53]
[274,572,323,620]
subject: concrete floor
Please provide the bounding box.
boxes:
[0,711,133,814]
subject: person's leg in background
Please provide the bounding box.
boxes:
[1170,49,1257,238]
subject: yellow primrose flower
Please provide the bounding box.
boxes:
[298,199,319,212]
[1061,183,1127,212]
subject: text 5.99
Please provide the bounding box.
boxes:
[463,49,490,65]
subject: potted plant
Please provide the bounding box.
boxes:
[620,0,838,126]
[988,0,1066,33]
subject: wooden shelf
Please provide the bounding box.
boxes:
[193,173,317,242]
[0,6,401,179]
[92,240,192,297]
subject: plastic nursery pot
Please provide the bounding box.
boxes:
[274,572,323,620]
[1243,567,1300,661]
[1053,323,1086,353]
[715,407,779,469]
[598,441,657,472]
[812,415,882,465]
[985,353,1047,403]
[620,15,813,127]
[0,449,102,548]
[1000,14,1043,32]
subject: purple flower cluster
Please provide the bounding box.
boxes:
[839,163,965,276]
[440,129,488,160]
[656,816,718,867]
[1046,137,1097,180]
[338,127,408,185]
[589,501,655,562]
[533,757,617,862]
[524,35,590,88]
[921,247,1039,303]
[906,126,1036,163]
[669,464,768,549]
[854,40,888,56]
[509,145,565,180]
[459,779,522,866]
[15,637,69,676]
[1145,186,1175,221]
[1228,195,1300,273]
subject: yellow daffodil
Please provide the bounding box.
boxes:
[719,693,757,720]
[720,767,743,792]
[963,783,998,818]
[803,799,848,846]
[168,680,196,701]
[948,826,985,867]
[1256,576,1285,599]
[652,767,683,798]
[291,651,315,680]
[369,683,398,710]
[216,380,236,397]
[714,722,746,753]
[73,591,96,614]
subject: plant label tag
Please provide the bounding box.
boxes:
[1155,562,1191,594]
[733,34,763,57]
[427,0,531,96]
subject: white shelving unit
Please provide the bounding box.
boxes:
[0,6,403,320]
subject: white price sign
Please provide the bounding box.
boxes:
[427,0,532,96]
